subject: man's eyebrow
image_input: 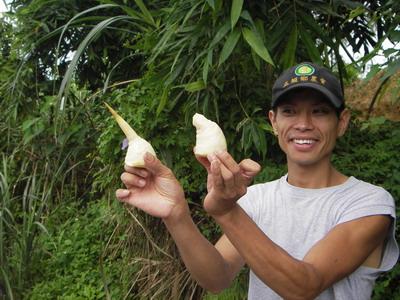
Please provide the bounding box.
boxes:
[310,99,333,106]
[278,99,296,106]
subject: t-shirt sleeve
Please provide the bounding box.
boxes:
[338,187,396,224]
[336,187,399,272]
[237,185,258,222]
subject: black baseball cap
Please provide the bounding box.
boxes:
[271,62,344,109]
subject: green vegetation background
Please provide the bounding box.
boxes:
[0,0,399,299]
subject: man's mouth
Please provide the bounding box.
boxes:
[292,139,317,145]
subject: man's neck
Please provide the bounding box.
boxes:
[287,160,348,189]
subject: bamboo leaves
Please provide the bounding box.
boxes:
[206,0,215,10]
[218,28,241,66]
[231,0,244,29]
[183,80,206,92]
[242,27,274,66]
[281,25,298,69]
[99,0,156,26]
[133,0,156,27]
[55,4,119,60]
[57,15,135,101]
[300,25,323,65]
[209,20,231,48]
[203,50,213,83]
[55,0,159,104]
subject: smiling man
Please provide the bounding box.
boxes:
[116,62,398,299]
[234,62,399,299]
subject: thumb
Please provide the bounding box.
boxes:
[143,152,173,177]
[195,154,211,172]
[116,189,130,202]
[239,159,261,184]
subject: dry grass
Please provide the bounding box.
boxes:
[345,72,400,121]
[102,206,204,299]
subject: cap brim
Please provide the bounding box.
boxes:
[272,82,342,108]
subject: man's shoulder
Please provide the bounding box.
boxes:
[348,176,393,199]
[249,176,283,192]
[335,176,396,223]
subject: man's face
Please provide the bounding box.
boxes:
[269,89,350,168]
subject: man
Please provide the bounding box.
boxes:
[116,62,398,299]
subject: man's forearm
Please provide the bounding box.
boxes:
[163,213,234,293]
[213,205,323,300]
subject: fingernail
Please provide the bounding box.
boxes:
[138,179,146,187]
[211,159,220,170]
[208,153,216,161]
[144,152,155,162]
[117,189,130,198]
[138,169,148,177]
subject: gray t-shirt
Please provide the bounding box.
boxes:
[238,175,399,300]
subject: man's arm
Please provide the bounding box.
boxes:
[204,151,391,300]
[164,216,244,293]
[216,206,390,300]
[116,153,247,293]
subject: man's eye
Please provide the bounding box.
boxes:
[281,107,295,114]
[313,107,331,114]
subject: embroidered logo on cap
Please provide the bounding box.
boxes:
[294,64,315,76]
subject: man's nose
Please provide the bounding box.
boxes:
[294,112,314,131]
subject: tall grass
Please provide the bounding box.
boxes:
[0,150,75,298]
[0,154,15,300]
[101,204,202,299]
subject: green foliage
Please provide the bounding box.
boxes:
[334,117,400,200]
[1,0,399,299]
[333,117,400,299]
[94,78,205,195]
[27,200,124,300]
[204,269,248,300]
[0,150,82,298]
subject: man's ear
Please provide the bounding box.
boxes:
[268,110,278,136]
[337,108,351,137]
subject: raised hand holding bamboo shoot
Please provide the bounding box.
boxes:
[105,103,156,167]
[192,113,227,156]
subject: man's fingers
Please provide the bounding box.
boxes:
[215,151,239,173]
[195,154,211,172]
[115,189,145,211]
[209,154,235,191]
[239,159,261,177]
[143,152,173,177]
[116,189,130,201]
[216,151,246,187]
[124,165,149,178]
[210,158,224,189]
[239,159,261,185]
[219,161,236,190]
[121,172,146,188]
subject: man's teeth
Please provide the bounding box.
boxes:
[294,139,315,144]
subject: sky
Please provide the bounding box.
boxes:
[0,1,6,13]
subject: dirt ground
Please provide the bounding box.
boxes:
[345,72,400,121]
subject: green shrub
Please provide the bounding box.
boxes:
[27,199,124,300]
[334,117,400,299]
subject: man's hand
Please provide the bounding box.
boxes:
[196,151,261,217]
[116,152,188,220]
